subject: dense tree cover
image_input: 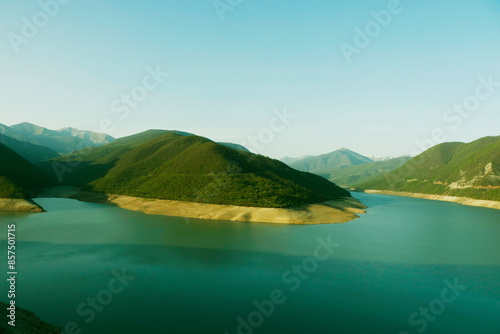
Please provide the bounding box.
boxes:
[0,176,26,198]
[0,143,53,198]
[285,148,373,173]
[322,156,411,186]
[43,131,350,208]
[358,136,500,201]
[0,133,59,163]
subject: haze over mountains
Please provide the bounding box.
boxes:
[0,133,59,163]
[0,122,115,156]
[281,148,411,186]
[282,148,373,173]
[326,157,412,186]
[0,142,52,198]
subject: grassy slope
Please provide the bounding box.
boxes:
[0,143,53,198]
[44,131,350,208]
[0,133,60,163]
[218,142,250,152]
[358,136,500,201]
[320,156,412,186]
[287,148,373,173]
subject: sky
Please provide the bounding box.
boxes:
[1,0,500,159]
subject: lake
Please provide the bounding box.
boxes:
[1,193,499,334]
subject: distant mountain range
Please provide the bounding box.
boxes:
[282,148,373,174]
[357,136,500,201]
[0,122,115,156]
[281,148,410,186]
[326,157,412,186]
[2,121,499,205]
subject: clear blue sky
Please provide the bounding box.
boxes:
[1,0,500,159]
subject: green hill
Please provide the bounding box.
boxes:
[0,133,59,163]
[217,142,250,152]
[321,156,412,186]
[357,136,500,201]
[0,143,53,198]
[283,148,373,173]
[42,131,350,208]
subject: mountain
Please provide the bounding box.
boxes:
[322,156,412,186]
[283,148,373,173]
[281,156,313,165]
[57,126,114,146]
[217,142,250,152]
[0,133,59,163]
[357,136,500,201]
[0,122,115,155]
[365,155,402,162]
[41,130,350,208]
[0,142,53,198]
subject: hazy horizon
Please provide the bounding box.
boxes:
[2,0,500,159]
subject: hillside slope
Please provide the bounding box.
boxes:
[218,142,250,152]
[0,143,53,198]
[324,156,412,186]
[358,136,500,201]
[44,131,350,208]
[0,133,59,162]
[283,148,373,173]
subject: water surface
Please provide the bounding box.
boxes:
[0,193,499,333]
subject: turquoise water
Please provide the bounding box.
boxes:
[1,193,499,333]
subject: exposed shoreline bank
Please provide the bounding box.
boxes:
[0,199,45,213]
[354,189,500,210]
[68,190,367,225]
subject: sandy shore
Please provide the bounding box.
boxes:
[0,199,45,212]
[70,191,367,224]
[356,189,500,210]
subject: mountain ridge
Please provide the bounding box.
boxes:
[40,131,351,208]
[1,122,115,155]
[282,148,373,173]
[357,135,500,201]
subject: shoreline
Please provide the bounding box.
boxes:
[354,189,500,210]
[70,190,367,225]
[0,199,45,213]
